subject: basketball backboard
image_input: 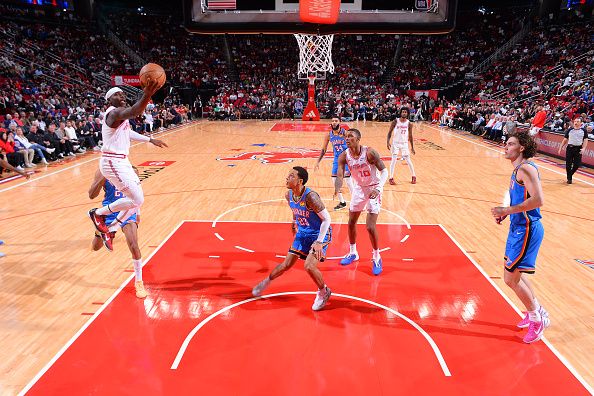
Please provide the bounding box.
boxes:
[184,0,457,34]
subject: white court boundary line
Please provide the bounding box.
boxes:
[17,221,187,396]
[20,221,591,392]
[424,124,594,187]
[211,199,412,229]
[438,224,594,393]
[170,291,452,377]
[0,121,203,194]
[210,198,411,257]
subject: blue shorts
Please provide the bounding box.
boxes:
[289,227,332,261]
[331,159,350,178]
[504,221,544,273]
[105,212,138,228]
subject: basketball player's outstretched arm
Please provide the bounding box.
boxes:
[333,152,346,197]
[0,158,29,179]
[367,148,388,199]
[314,134,330,171]
[491,165,543,219]
[306,192,331,261]
[88,169,106,199]
[386,120,397,151]
[408,123,415,155]
[107,79,160,125]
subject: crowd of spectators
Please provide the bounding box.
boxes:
[1,2,592,177]
[448,11,593,141]
[0,4,193,177]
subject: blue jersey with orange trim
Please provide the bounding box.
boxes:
[329,128,347,158]
[509,162,542,227]
[289,188,322,236]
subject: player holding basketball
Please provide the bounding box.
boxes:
[334,129,388,275]
[88,80,167,250]
[387,107,416,185]
[252,166,332,311]
[314,117,352,210]
[89,167,147,299]
[491,132,550,343]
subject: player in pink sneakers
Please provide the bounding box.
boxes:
[491,132,549,343]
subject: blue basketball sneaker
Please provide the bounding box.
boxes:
[340,253,359,266]
[372,258,383,275]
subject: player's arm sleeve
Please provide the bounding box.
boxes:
[316,209,331,243]
[377,168,389,192]
[129,131,151,142]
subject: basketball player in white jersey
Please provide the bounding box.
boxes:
[88,80,167,250]
[387,107,416,185]
[334,129,389,275]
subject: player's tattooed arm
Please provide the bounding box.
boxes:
[334,152,346,196]
[305,191,326,213]
[367,148,387,171]
[88,169,106,199]
[315,133,330,169]
[387,120,396,150]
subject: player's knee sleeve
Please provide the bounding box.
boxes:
[129,185,144,207]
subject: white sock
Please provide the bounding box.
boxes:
[338,192,345,203]
[404,155,416,177]
[133,259,143,281]
[96,205,113,216]
[349,244,357,255]
[373,249,381,261]
[319,284,326,291]
[108,223,119,233]
[96,197,135,216]
[528,309,541,322]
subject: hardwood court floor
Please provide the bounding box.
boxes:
[0,120,592,394]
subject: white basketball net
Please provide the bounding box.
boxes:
[294,33,335,78]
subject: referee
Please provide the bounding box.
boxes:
[558,117,589,184]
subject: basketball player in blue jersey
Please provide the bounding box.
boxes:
[252,166,332,311]
[88,167,148,299]
[491,132,550,343]
[314,117,352,210]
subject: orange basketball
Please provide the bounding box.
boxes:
[139,63,166,89]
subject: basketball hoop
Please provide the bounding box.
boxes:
[294,33,335,79]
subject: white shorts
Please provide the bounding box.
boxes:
[99,156,141,196]
[350,184,382,214]
[529,126,541,136]
[391,143,410,157]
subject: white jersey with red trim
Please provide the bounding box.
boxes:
[346,146,380,187]
[391,118,410,146]
[101,106,133,155]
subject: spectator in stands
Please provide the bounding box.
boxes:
[14,127,53,165]
[64,120,84,153]
[6,130,35,167]
[47,123,75,158]
[0,131,27,170]
[75,119,98,150]
[529,105,547,136]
